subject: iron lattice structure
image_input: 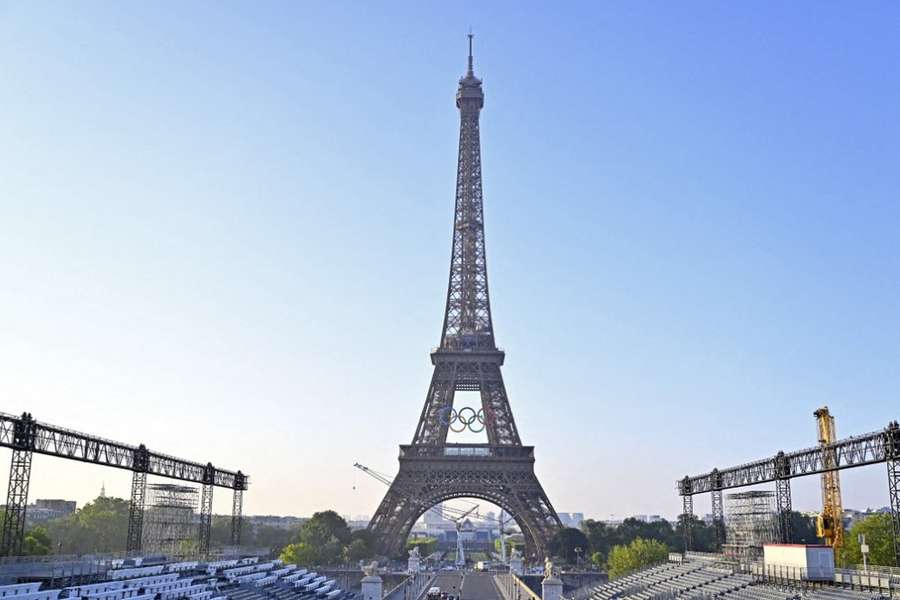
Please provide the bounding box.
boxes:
[678,420,900,567]
[723,491,778,565]
[142,483,198,556]
[368,37,561,560]
[0,412,248,556]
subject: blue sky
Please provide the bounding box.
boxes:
[1,2,898,521]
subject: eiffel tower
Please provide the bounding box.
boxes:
[368,36,562,560]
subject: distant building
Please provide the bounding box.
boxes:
[246,515,305,530]
[557,512,585,529]
[25,499,76,523]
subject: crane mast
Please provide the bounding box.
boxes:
[815,406,844,558]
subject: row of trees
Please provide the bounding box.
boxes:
[279,511,375,565]
[546,512,825,577]
[1,495,305,557]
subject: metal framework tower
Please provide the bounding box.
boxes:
[774,451,793,543]
[368,36,562,560]
[711,491,725,549]
[886,421,900,567]
[142,483,198,556]
[126,444,150,553]
[198,463,214,556]
[0,413,36,556]
[724,491,777,565]
[231,471,246,546]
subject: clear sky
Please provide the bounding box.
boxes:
[1,2,899,522]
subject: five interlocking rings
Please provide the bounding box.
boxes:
[437,405,497,433]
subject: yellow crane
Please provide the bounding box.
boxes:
[814,406,844,557]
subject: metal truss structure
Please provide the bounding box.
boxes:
[368,36,562,560]
[142,484,198,556]
[0,412,249,556]
[723,491,777,565]
[711,489,725,550]
[677,420,900,566]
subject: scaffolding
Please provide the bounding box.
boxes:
[141,483,198,556]
[723,490,778,566]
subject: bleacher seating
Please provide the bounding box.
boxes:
[0,556,356,600]
[587,559,892,600]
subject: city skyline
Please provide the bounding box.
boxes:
[2,2,899,525]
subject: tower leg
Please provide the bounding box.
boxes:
[231,489,243,546]
[199,483,213,556]
[888,458,900,567]
[126,471,147,553]
[775,479,793,543]
[711,490,725,550]
[0,449,33,556]
[681,495,694,552]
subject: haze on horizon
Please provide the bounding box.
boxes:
[1,2,899,523]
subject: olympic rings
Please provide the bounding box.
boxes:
[437,405,497,433]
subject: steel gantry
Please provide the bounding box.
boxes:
[677,420,900,566]
[0,412,249,556]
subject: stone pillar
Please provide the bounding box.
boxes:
[508,555,524,576]
[361,574,383,600]
[541,574,563,600]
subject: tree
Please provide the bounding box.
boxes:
[298,511,352,548]
[406,537,437,556]
[841,513,895,567]
[343,538,370,562]
[44,495,130,555]
[22,526,51,556]
[789,511,820,545]
[607,538,669,579]
[281,542,319,565]
[549,528,590,565]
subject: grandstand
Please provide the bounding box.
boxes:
[0,557,356,600]
[586,558,892,600]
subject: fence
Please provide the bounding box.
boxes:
[383,572,435,600]
[495,573,541,600]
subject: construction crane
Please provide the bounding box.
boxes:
[353,462,487,563]
[814,407,844,557]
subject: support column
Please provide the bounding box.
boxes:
[1,413,36,557]
[775,478,793,543]
[678,476,694,553]
[199,463,214,556]
[711,489,725,550]
[126,444,150,554]
[231,471,245,546]
[774,451,793,544]
[885,421,900,567]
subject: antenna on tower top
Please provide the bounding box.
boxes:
[467,31,474,76]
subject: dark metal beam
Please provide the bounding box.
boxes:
[0,412,248,489]
[678,422,897,495]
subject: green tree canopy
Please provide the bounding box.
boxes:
[549,527,590,564]
[607,538,669,579]
[280,542,319,565]
[841,513,895,567]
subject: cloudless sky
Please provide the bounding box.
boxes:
[1,2,899,522]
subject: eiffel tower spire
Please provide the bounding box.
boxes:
[442,32,491,352]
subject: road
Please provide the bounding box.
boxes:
[460,572,501,600]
